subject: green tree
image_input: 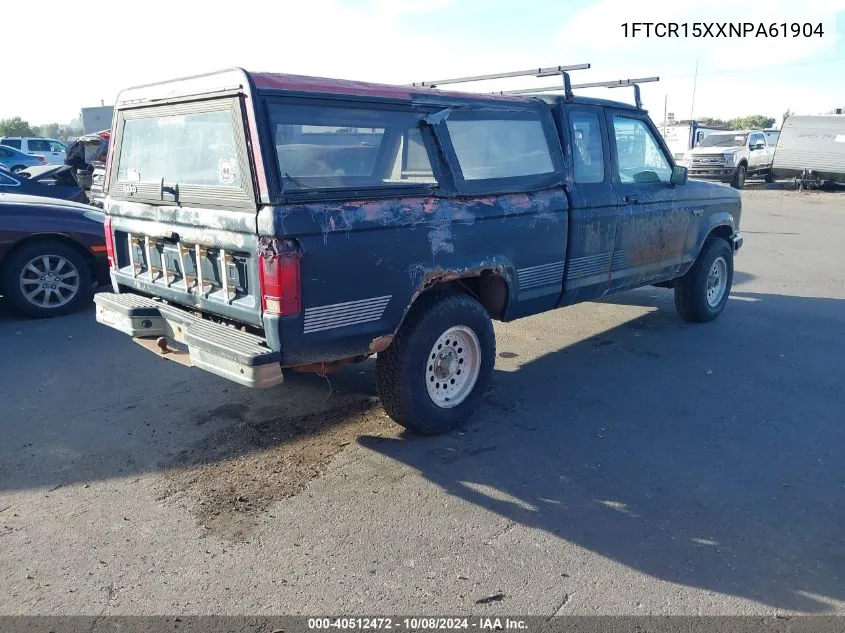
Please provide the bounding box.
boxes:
[0,116,36,137]
[35,123,62,139]
[726,115,776,130]
[697,117,728,128]
[59,126,84,141]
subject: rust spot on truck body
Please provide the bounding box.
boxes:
[369,334,394,354]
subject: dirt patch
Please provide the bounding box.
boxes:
[156,397,395,541]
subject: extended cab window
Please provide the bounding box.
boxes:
[445,115,554,180]
[268,104,436,191]
[569,111,605,184]
[612,116,671,184]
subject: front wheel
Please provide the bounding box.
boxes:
[731,164,747,189]
[674,237,734,323]
[376,291,495,435]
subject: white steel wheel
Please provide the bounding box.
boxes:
[424,325,481,408]
[706,256,728,308]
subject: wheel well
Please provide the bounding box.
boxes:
[737,159,748,167]
[708,225,734,243]
[419,270,510,321]
[1,234,96,273]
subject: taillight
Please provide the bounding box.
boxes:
[37,155,46,163]
[103,216,116,270]
[258,239,301,316]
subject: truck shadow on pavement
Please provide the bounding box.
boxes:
[359,287,845,612]
[1,287,843,601]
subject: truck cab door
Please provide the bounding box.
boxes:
[605,109,691,290]
[557,105,617,305]
[748,132,767,171]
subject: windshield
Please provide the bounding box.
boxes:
[699,134,748,148]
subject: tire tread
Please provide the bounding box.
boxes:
[376,290,494,435]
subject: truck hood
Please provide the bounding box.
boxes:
[688,146,743,156]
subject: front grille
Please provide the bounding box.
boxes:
[691,156,727,166]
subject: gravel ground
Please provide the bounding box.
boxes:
[0,188,843,616]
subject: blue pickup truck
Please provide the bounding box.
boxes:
[93,66,743,435]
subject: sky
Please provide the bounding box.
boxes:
[3,0,844,126]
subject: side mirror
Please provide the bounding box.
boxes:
[670,165,688,186]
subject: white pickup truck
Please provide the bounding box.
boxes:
[681,129,774,189]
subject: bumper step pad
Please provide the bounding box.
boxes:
[94,292,282,388]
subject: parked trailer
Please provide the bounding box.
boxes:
[773,115,845,189]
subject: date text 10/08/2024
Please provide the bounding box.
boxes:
[621,22,825,38]
[307,618,528,630]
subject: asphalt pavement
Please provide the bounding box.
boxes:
[1,188,843,615]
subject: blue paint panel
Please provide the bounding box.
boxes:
[257,190,568,365]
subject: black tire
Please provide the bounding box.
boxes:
[1,239,92,318]
[376,290,495,435]
[11,165,27,174]
[730,164,747,189]
[764,169,775,184]
[674,237,733,323]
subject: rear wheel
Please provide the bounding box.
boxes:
[731,164,747,189]
[674,237,733,323]
[1,240,91,318]
[11,165,27,174]
[376,290,495,435]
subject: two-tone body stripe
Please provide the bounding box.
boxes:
[517,261,565,291]
[303,295,391,334]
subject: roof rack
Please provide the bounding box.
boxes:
[494,76,660,109]
[405,64,591,89]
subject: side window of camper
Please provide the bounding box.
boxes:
[269,103,437,191]
[445,114,555,181]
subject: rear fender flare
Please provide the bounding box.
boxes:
[371,255,516,354]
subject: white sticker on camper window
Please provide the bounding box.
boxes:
[126,168,140,182]
[835,135,845,143]
[218,158,236,185]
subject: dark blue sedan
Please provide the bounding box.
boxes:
[0,193,109,318]
[0,165,88,203]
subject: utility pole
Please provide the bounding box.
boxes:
[690,58,699,121]
[663,94,668,135]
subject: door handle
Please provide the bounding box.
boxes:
[624,195,638,203]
